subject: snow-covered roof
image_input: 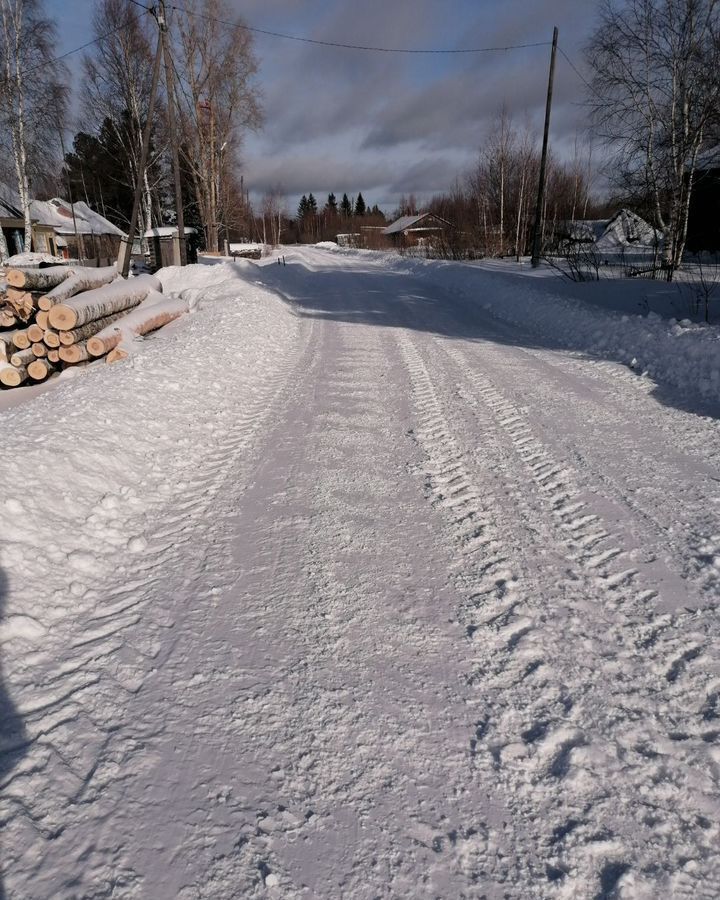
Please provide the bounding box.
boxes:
[0,183,23,220]
[382,212,451,236]
[30,198,125,237]
[595,208,660,251]
[563,219,608,242]
[559,209,661,250]
[143,226,197,238]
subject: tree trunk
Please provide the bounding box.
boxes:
[9,346,34,367]
[41,266,116,305]
[7,265,71,291]
[48,274,162,331]
[59,311,126,346]
[86,297,187,357]
[0,223,9,263]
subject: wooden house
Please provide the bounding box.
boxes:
[0,185,27,257]
[382,212,452,247]
[30,198,125,264]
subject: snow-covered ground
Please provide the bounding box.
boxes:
[1,247,719,898]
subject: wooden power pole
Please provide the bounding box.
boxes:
[119,29,164,278]
[119,3,187,277]
[531,26,558,268]
[159,0,186,266]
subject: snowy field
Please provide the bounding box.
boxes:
[1,247,719,898]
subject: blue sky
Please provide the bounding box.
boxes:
[50,0,602,215]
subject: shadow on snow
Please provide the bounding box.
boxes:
[255,253,720,422]
[0,566,27,900]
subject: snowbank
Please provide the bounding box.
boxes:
[0,262,299,894]
[416,259,720,404]
[315,246,720,406]
[4,251,67,267]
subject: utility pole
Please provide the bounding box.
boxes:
[531,26,558,268]
[159,0,186,266]
[119,27,164,278]
[58,128,84,263]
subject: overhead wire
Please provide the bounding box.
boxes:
[557,46,597,97]
[0,8,150,87]
[166,2,551,56]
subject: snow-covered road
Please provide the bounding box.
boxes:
[1,248,719,898]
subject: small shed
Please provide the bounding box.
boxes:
[336,233,361,248]
[382,212,452,247]
[144,227,198,270]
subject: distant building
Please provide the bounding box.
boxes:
[382,212,452,247]
[336,233,361,248]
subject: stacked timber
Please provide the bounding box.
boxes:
[0,268,181,388]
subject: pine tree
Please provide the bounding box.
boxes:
[354,192,366,216]
[325,192,337,212]
[307,193,318,214]
[297,195,308,218]
[340,193,352,217]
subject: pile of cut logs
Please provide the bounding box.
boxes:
[0,265,187,388]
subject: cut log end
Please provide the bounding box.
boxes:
[31,342,47,358]
[87,334,119,357]
[46,305,77,331]
[27,359,54,381]
[59,342,89,364]
[12,331,30,350]
[106,347,129,364]
[0,365,27,386]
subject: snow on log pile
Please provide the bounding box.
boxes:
[0,268,184,388]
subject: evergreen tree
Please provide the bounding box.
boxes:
[354,192,366,216]
[297,194,308,218]
[325,192,337,212]
[369,204,385,220]
[307,193,318,214]
[340,192,352,217]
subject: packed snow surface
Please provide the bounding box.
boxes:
[1,247,719,899]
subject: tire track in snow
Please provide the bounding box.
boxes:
[162,320,507,898]
[398,330,720,898]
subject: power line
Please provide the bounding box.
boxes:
[557,46,596,96]
[168,3,551,55]
[0,10,149,87]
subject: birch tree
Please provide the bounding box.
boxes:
[0,0,66,255]
[173,0,261,252]
[83,0,164,234]
[587,0,720,278]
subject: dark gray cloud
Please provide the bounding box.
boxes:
[232,0,604,210]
